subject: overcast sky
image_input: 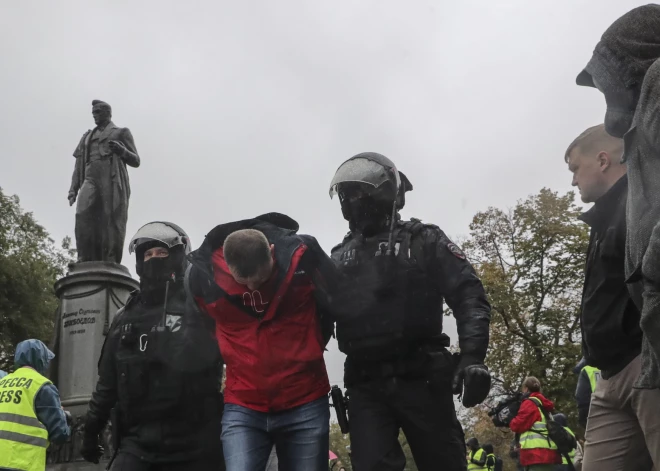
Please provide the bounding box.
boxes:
[1,1,642,390]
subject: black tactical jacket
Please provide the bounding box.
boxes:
[331,219,490,363]
[85,283,223,463]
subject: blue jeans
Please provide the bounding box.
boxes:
[221,396,330,471]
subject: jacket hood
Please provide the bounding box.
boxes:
[529,392,555,411]
[14,339,55,374]
[196,212,299,256]
[577,5,660,89]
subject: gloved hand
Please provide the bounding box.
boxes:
[81,431,104,464]
[452,354,491,408]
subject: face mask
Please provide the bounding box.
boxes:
[142,256,176,282]
[140,257,178,305]
[344,197,391,236]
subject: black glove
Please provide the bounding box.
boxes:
[452,354,491,407]
[81,431,104,464]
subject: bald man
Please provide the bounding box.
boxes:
[566,125,658,470]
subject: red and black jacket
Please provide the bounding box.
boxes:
[187,213,337,412]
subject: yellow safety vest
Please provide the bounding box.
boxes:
[0,367,52,471]
[561,426,577,465]
[467,448,488,471]
[519,397,558,452]
[582,365,601,392]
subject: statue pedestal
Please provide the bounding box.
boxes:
[47,262,138,470]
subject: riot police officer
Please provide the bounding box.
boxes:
[329,153,491,471]
[81,222,224,470]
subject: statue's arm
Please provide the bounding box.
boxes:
[119,128,140,168]
[69,132,88,199]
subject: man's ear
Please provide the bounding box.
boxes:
[270,244,275,257]
[597,151,612,172]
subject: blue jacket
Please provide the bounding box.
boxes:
[14,339,71,444]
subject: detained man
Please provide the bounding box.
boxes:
[187,213,337,471]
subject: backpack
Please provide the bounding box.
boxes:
[528,397,577,470]
[493,457,503,471]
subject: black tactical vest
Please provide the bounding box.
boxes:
[331,220,444,361]
[114,286,221,443]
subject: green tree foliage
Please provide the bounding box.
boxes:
[462,188,589,430]
[0,187,75,371]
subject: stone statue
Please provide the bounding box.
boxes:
[68,100,140,264]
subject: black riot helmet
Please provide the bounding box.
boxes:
[329,152,413,236]
[128,221,191,281]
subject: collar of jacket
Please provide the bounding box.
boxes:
[187,213,302,300]
[578,174,627,231]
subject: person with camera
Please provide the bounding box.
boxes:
[509,377,561,471]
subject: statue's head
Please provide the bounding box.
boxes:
[91,100,112,126]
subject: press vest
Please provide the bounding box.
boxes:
[0,367,51,471]
[582,365,601,392]
[467,449,488,471]
[561,427,577,465]
[331,221,443,359]
[519,397,558,454]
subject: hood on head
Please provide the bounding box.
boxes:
[577,4,660,89]
[14,339,55,374]
[530,392,555,411]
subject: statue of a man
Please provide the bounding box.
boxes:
[68,100,140,264]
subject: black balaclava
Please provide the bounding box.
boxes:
[577,5,660,137]
[339,182,395,237]
[136,241,185,305]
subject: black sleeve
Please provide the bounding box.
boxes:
[575,369,592,427]
[471,449,487,466]
[85,311,122,436]
[300,234,339,346]
[424,227,491,361]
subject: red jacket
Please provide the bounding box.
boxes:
[509,392,561,466]
[188,214,336,413]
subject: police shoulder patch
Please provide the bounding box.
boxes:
[447,243,466,260]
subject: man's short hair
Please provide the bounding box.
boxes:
[92,100,112,113]
[565,124,623,163]
[523,376,542,393]
[223,229,271,278]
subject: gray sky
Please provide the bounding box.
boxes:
[1,1,641,390]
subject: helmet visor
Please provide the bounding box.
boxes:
[329,158,401,198]
[129,222,187,254]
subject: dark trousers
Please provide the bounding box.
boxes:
[348,376,466,471]
[111,451,224,471]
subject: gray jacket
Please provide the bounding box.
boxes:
[578,5,660,388]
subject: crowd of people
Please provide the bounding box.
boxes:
[3,4,660,471]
